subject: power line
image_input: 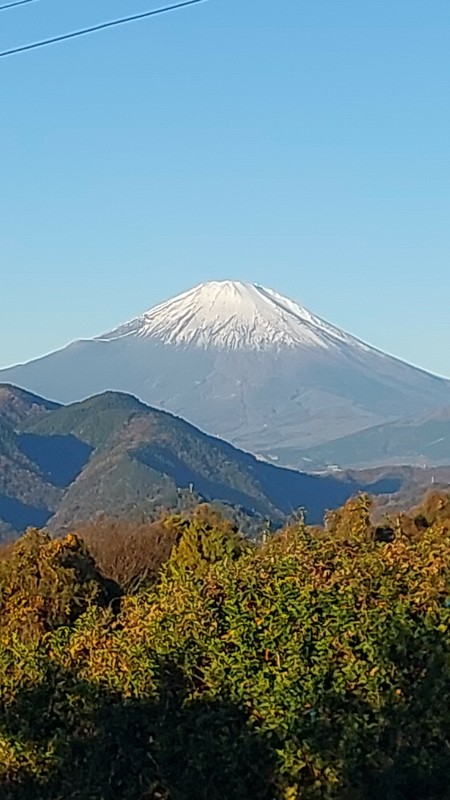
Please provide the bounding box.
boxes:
[0,0,41,10]
[0,0,206,58]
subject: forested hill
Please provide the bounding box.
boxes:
[0,384,399,539]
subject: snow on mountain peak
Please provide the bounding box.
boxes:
[99,280,368,352]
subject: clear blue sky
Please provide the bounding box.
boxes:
[1,0,450,376]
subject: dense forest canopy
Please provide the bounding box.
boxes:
[1,494,450,799]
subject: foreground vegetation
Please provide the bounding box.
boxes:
[1,495,450,799]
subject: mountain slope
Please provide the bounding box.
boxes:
[1,281,450,468]
[0,389,62,540]
[0,384,59,426]
[298,407,450,470]
[0,389,401,536]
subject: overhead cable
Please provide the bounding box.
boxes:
[0,0,206,58]
[0,0,41,10]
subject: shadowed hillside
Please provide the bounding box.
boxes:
[0,387,405,536]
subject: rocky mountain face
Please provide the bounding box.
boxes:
[0,385,400,539]
[1,281,450,469]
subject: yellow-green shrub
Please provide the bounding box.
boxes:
[0,529,115,642]
[1,501,450,799]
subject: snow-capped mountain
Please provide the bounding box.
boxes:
[2,280,450,469]
[100,280,369,352]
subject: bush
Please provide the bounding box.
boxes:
[1,499,450,798]
[0,529,116,641]
[76,515,179,593]
[166,504,248,576]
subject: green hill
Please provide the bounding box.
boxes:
[0,386,404,537]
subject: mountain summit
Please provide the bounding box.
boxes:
[1,279,450,469]
[99,280,367,352]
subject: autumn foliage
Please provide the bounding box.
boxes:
[1,494,450,798]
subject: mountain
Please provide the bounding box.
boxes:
[298,407,450,470]
[0,386,62,540]
[1,280,450,469]
[0,384,58,426]
[0,386,401,538]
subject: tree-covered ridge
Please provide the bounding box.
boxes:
[1,494,450,799]
[0,386,401,537]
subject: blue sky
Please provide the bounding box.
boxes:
[1,0,449,375]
